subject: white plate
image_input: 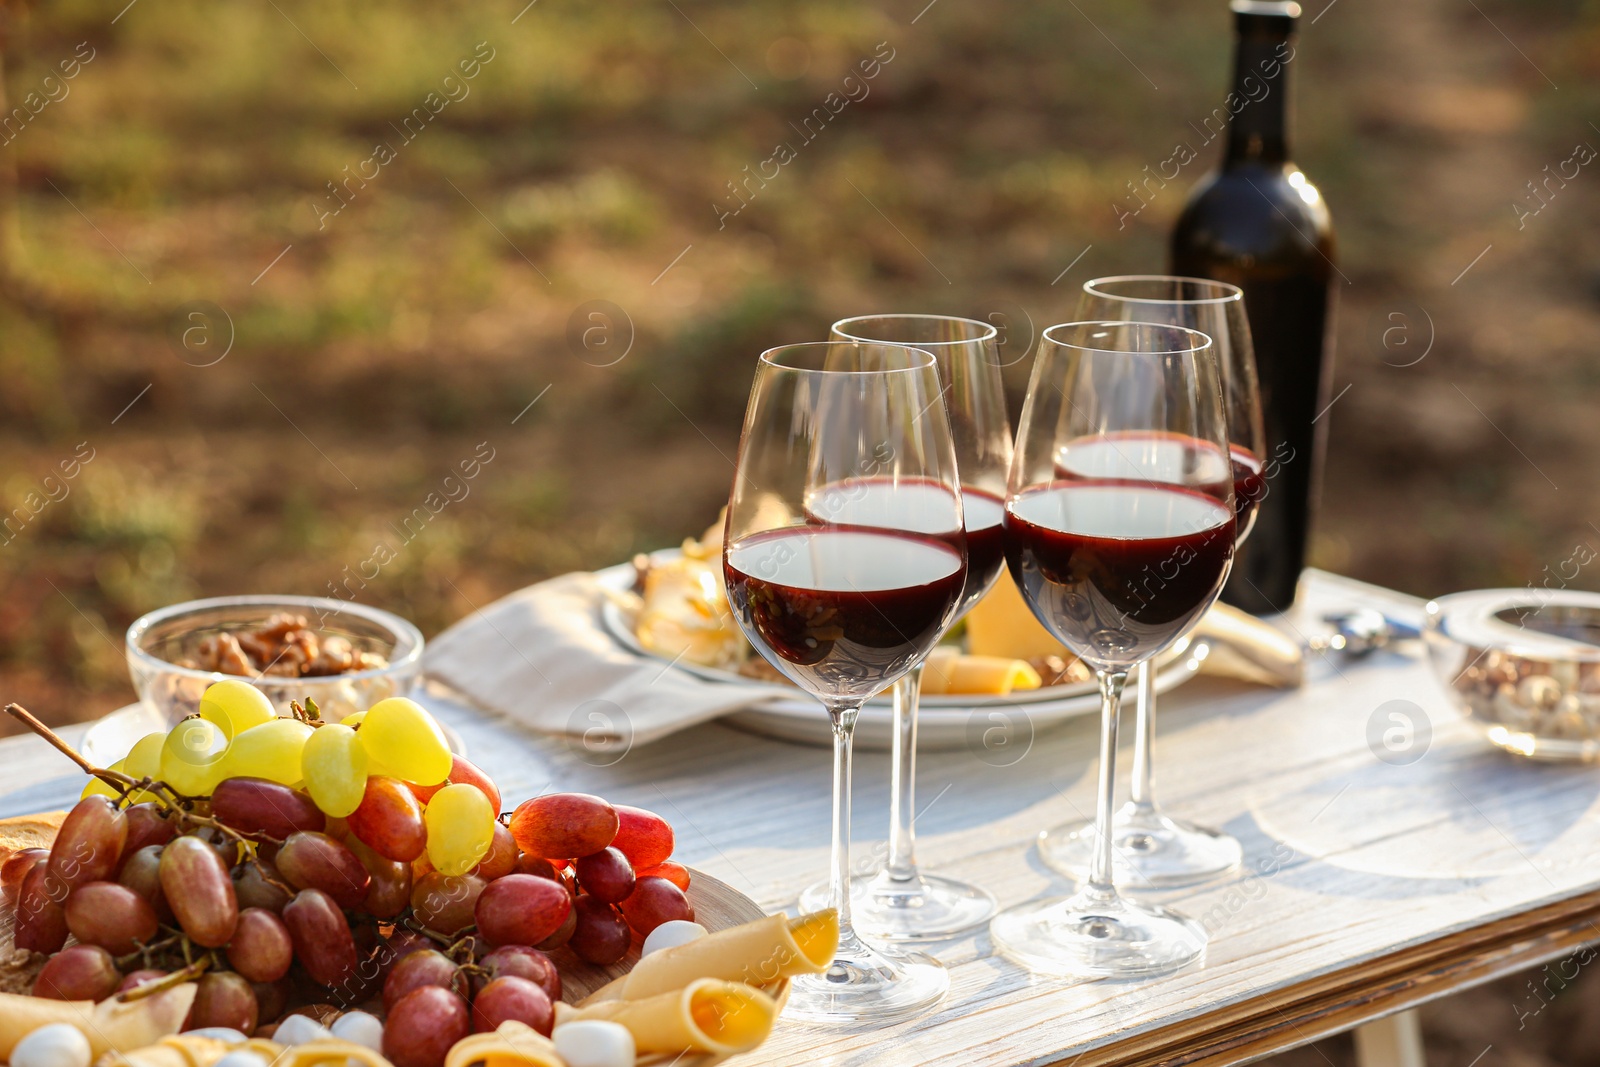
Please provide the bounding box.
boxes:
[82,699,467,769]
[597,555,1200,750]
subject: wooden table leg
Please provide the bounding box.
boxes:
[1352,1010,1425,1067]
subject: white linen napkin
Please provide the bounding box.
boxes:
[421,572,783,747]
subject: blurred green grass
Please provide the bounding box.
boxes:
[0,0,1595,724]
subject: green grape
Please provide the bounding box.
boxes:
[302,723,369,817]
[360,699,451,787]
[342,710,368,728]
[199,679,277,740]
[224,718,313,785]
[160,718,229,797]
[81,758,125,800]
[424,783,496,876]
[124,732,165,779]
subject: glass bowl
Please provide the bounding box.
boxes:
[1424,588,1600,760]
[126,595,424,726]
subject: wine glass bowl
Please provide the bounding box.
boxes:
[989,320,1232,978]
[723,340,959,1021]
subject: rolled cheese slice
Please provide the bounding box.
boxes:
[444,1022,563,1067]
[556,979,776,1057]
[583,910,837,1004]
[920,648,1042,695]
[0,984,196,1060]
[97,1035,285,1067]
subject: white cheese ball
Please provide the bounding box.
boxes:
[11,1023,91,1067]
[552,1020,635,1067]
[213,1051,272,1067]
[184,1028,249,1044]
[329,1011,385,1051]
[641,919,708,957]
[273,1015,333,1046]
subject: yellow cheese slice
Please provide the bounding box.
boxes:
[964,572,1069,660]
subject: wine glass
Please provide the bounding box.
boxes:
[723,340,962,1021]
[795,314,1011,942]
[989,321,1234,977]
[1037,276,1264,887]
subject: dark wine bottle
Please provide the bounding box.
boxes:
[1171,0,1336,615]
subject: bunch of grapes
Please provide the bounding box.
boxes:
[0,683,687,1067]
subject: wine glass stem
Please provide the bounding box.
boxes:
[829,703,866,951]
[1088,669,1129,895]
[885,665,923,883]
[1128,659,1158,818]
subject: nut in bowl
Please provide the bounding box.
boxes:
[1425,588,1600,760]
[126,595,424,726]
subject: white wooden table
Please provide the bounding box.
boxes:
[4,570,1595,1067]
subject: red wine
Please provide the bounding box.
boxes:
[805,478,1003,615]
[1230,444,1264,543]
[1054,434,1261,549]
[1171,0,1335,614]
[724,528,966,701]
[1004,484,1234,669]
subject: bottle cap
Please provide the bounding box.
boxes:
[1230,0,1300,36]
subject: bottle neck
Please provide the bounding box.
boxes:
[1224,36,1293,167]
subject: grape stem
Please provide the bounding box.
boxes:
[116,955,210,1003]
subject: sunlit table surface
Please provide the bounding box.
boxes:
[4,570,1597,1067]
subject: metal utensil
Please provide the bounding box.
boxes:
[1307,608,1421,657]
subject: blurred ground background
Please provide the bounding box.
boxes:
[0,0,1596,1059]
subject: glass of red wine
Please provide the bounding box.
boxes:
[1034,276,1264,888]
[989,321,1235,978]
[793,314,1011,942]
[723,340,963,1021]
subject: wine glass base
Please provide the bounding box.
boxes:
[1038,805,1243,888]
[781,942,950,1024]
[989,889,1206,978]
[799,871,998,942]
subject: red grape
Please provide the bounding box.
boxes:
[409,872,485,935]
[186,971,258,1033]
[471,976,552,1036]
[227,907,294,982]
[2,848,48,903]
[349,838,412,919]
[408,756,501,814]
[383,986,469,1067]
[118,968,168,994]
[381,929,434,969]
[474,875,572,948]
[382,949,462,1011]
[49,796,127,889]
[512,855,559,881]
[536,906,576,951]
[568,895,630,965]
[574,847,635,904]
[119,804,176,862]
[611,806,674,870]
[159,835,239,947]
[472,824,518,881]
[348,777,427,863]
[35,944,120,1001]
[16,862,70,953]
[477,946,560,1004]
[212,778,326,841]
[64,881,158,954]
[117,845,171,920]
[637,861,691,892]
[508,794,617,860]
[252,978,291,1024]
[232,861,291,914]
[619,876,693,938]
[282,889,359,988]
[275,831,371,909]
